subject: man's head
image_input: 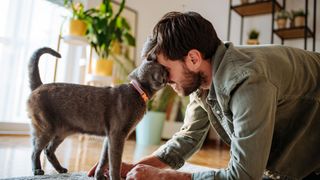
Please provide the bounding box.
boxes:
[143,11,221,96]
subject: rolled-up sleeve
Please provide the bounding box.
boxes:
[153,94,211,169]
[192,75,278,179]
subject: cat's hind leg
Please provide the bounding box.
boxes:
[31,131,52,175]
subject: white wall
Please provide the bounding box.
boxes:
[122,0,319,63]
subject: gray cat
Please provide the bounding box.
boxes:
[27,47,167,180]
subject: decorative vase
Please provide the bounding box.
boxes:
[247,39,259,45]
[93,58,114,76]
[276,19,287,29]
[69,19,87,36]
[111,41,122,55]
[294,16,305,27]
[136,111,165,145]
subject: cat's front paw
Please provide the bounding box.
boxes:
[57,167,68,174]
[33,169,44,175]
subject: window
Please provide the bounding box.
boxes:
[0,0,67,126]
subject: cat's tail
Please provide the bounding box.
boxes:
[28,47,61,91]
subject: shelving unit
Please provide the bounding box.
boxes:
[55,34,115,86]
[273,26,313,39]
[272,0,317,51]
[227,0,317,51]
[227,0,283,45]
[53,34,89,82]
[231,0,281,16]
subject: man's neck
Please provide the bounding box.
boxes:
[199,59,213,90]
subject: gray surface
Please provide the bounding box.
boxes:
[1,163,214,180]
[0,172,92,180]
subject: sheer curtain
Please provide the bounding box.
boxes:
[0,0,72,129]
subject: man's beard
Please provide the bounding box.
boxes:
[173,66,207,96]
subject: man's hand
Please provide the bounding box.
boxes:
[87,162,135,178]
[126,164,192,180]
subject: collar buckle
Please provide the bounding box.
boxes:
[130,80,149,103]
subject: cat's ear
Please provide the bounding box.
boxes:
[128,59,148,80]
[128,68,139,80]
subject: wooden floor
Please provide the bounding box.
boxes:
[0,134,230,179]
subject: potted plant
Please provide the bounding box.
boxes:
[275,10,289,29]
[64,0,88,36]
[136,86,176,145]
[85,0,135,77]
[247,29,260,45]
[291,9,306,27]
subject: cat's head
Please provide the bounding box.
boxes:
[129,60,168,92]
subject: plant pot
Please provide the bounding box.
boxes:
[294,16,305,27]
[247,39,259,45]
[276,19,287,29]
[136,111,165,145]
[69,19,87,36]
[93,58,114,76]
[111,41,122,55]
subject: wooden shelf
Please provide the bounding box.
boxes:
[231,0,282,16]
[273,26,314,39]
[62,35,88,45]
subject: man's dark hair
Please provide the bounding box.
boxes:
[145,11,221,61]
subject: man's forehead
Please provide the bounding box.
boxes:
[156,53,170,62]
[155,53,168,65]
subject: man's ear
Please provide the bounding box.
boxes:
[186,49,202,71]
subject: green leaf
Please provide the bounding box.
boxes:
[121,18,130,30]
[124,33,135,46]
[100,3,106,13]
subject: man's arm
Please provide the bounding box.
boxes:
[151,93,211,169]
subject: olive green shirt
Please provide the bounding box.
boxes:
[153,42,320,179]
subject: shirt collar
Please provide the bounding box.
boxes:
[207,41,229,101]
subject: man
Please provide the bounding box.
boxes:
[89,11,320,179]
